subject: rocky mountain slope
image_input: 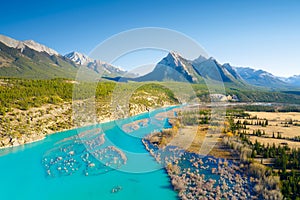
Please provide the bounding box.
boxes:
[135,52,202,83]
[133,52,246,88]
[0,34,59,56]
[0,35,95,79]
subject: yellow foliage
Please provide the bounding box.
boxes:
[221,128,227,133]
[166,163,172,171]
[226,131,234,137]
[224,121,230,127]
[160,136,168,146]
[172,125,178,133]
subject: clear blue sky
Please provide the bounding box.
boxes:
[1,0,300,77]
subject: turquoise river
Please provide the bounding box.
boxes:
[0,107,178,200]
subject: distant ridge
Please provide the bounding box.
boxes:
[282,75,300,87]
[236,67,289,89]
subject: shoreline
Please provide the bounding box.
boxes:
[0,104,178,150]
[0,136,46,150]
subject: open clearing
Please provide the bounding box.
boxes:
[249,136,300,149]
[235,111,300,149]
[169,125,234,158]
[247,112,300,122]
[233,112,300,139]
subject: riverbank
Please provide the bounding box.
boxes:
[0,103,72,148]
[0,101,177,149]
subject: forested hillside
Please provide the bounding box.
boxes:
[0,78,179,147]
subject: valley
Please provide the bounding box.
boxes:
[1,1,300,199]
[0,33,300,200]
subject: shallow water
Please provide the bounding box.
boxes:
[0,107,178,200]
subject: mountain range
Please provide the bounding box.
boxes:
[134,52,245,85]
[0,35,130,79]
[0,34,299,89]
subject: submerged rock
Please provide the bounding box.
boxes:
[111,186,122,193]
[42,128,128,178]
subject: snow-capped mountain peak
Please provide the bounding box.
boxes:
[164,51,183,66]
[161,51,187,67]
[64,51,134,77]
[64,51,94,65]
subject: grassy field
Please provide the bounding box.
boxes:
[233,112,300,139]
[248,136,300,149]
[247,111,300,121]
